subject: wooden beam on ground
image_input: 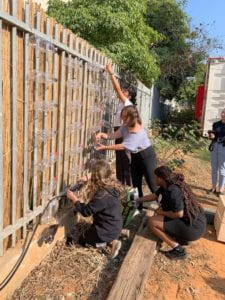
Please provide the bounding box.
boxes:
[107,210,157,300]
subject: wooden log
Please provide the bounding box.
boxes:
[107,211,157,300]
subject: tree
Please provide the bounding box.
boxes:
[146,0,218,101]
[176,63,206,108]
[47,0,162,86]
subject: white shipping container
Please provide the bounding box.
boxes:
[202,57,225,136]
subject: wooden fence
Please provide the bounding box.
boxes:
[0,0,152,256]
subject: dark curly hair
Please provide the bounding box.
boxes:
[122,84,137,105]
[154,166,203,224]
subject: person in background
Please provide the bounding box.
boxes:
[208,108,225,196]
[95,105,157,210]
[67,160,123,258]
[138,166,206,260]
[105,61,137,186]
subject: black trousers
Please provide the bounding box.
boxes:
[131,146,157,200]
[114,127,131,186]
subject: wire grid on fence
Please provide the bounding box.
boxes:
[0,0,152,256]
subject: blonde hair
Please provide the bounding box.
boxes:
[81,160,124,202]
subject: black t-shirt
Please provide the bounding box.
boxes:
[156,184,184,212]
[212,121,225,141]
[73,188,123,242]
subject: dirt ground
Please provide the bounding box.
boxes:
[10,214,142,300]
[144,152,225,300]
[10,151,225,300]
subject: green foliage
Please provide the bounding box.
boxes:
[167,158,185,170]
[167,109,195,124]
[47,0,162,86]
[147,0,217,100]
[151,110,208,169]
[176,64,206,107]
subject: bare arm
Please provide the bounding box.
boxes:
[156,208,184,219]
[95,128,122,142]
[138,193,158,203]
[96,143,125,151]
[105,62,127,103]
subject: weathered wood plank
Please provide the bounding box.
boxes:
[107,211,157,300]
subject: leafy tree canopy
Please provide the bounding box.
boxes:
[47,0,163,86]
[147,0,218,100]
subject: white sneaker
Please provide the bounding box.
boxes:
[120,229,130,239]
[110,240,122,259]
[133,209,140,217]
[96,242,107,249]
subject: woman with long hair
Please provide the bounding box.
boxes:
[105,61,137,186]
[138,166,206,260]
[67,160,123,258]
[95,105,157,208]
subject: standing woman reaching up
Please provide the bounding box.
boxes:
[105,61,136,186]
[96,105,157,208]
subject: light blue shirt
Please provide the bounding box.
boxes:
[119,125,151,153]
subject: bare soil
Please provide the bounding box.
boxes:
[10,215,142,300]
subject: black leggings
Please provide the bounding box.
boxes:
[131,146,157,200]
[114,127,132,186]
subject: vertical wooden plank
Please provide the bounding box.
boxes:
[11,0,17,247]
[63,32,73,186]
[0,0,3,256]
[15,0,24,243]
[33,11,41,210]
[56,28,66,194]
[22,1,30,238]
[41,17,50,201]
[2,0,12,252]
[85,47,93,165]
[68,54,77,184]
[50,22,59,189]
[72,37,81,181]
[80,41,89,176]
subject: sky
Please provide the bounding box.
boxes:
[184,0,225,56]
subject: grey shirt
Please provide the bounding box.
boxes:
[119,125,151,153]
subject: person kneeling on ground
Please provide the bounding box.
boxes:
[138,166,207,260]
[66,160,123,258]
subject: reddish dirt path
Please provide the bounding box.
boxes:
[144,153,225,300]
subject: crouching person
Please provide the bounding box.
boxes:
[66,160,123,258]
[138,166,206,260]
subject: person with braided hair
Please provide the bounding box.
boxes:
[95,105,157,209]
[138,166,206,260]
